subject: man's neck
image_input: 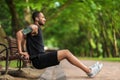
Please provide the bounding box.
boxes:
[34,22,41,28]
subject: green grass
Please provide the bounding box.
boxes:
[0,60,22,68]
[79,57,120,62]
[0,57,120,68]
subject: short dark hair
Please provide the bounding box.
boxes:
[32,11,41,21]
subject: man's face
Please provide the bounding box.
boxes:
[37,13,46,25]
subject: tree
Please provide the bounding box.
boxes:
[5,0,22,37]
[1,0,120,57]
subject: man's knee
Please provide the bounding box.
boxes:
[59,49,71,56]
[63,49,69,53]
[57,49,70,60]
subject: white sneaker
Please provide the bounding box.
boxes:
[87,62,103,77]
[90,61,100,68]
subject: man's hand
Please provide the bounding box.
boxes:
[20,52,29,60]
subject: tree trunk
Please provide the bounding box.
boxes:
[102,30,110,57]
[5,0,21,37]
[24,0,31,25]
[112,29,119,57]
[98,12,111,57]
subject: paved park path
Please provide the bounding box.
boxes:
[1,59,119,80]
[60,59,120,80]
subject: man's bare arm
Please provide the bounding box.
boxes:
[16,30,24,54]
[16,27,32,59]
[16,25,38,59]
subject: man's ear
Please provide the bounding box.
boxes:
[35,17,39,21]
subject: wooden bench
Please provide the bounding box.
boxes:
[0,36,28,74]
[0,37,67,79]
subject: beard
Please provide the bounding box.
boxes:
[38,21,45,26]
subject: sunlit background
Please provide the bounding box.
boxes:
[0,0,120,58]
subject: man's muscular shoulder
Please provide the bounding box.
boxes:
[30,24,38,30]
[30,24,38,36]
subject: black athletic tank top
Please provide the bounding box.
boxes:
[26,27,45,59]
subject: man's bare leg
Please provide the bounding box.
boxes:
[57,49,90,73]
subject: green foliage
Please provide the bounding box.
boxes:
[0,60,20,68]
[79,57,120,62]
[0,0,120,57]
[0,0,12,35]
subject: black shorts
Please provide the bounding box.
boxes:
[31,51,60,69]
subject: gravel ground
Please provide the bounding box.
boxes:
[61,60,120,80]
